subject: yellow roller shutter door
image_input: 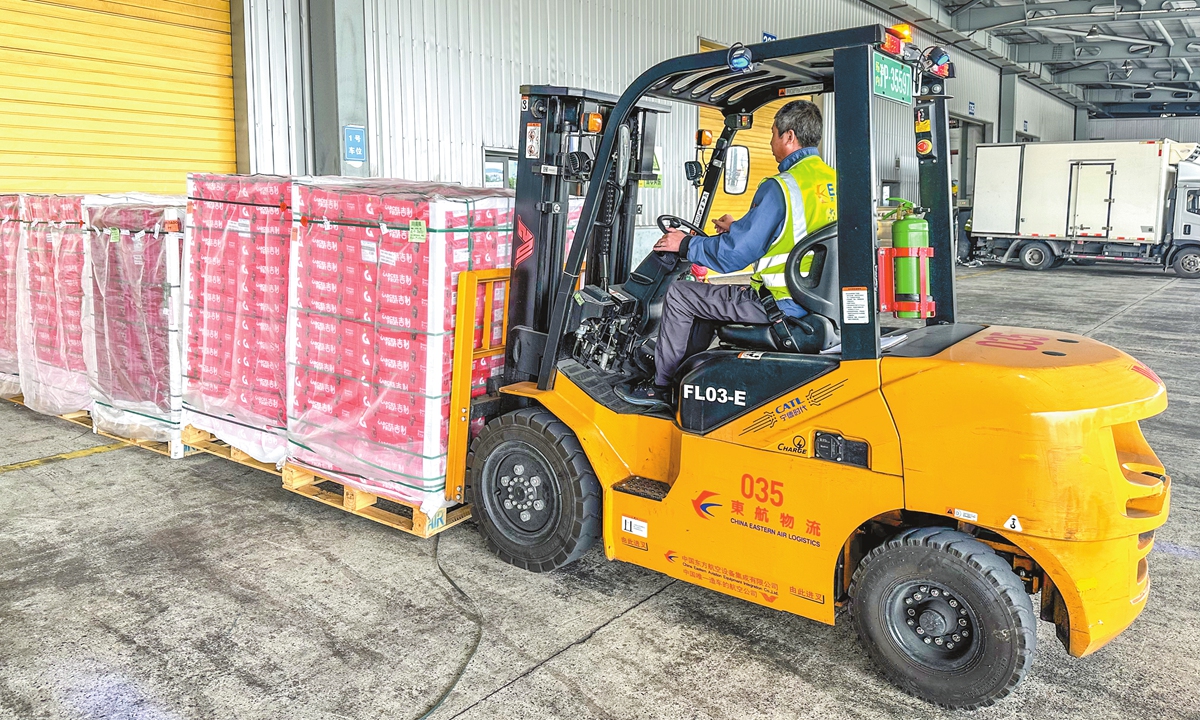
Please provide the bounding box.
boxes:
[0,0,236,194]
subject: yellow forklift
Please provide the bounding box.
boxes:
[445,26,1171,708]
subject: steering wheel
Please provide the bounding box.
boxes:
[657,214,709,237]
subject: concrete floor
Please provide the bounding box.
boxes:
[1,264,1198,720]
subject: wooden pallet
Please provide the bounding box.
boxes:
[181,425,282,477]
[281,463,472,539]
[6,395,196,459]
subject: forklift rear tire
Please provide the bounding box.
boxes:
[1018,241,1055,271]
[849,527,1036,709]
[466,408,602,572]
[1173,247,1200,278]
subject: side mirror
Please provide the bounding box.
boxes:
[684,161,704,184]
[725,145,750,195]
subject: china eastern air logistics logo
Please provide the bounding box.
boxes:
[664,551,678,563]
[692,491,721,519]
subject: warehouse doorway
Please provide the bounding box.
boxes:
[949,116,987,208]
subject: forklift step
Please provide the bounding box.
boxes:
[613,476,672,501]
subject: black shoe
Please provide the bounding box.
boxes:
[615,380,671,411]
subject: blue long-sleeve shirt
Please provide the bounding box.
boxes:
[684,147,819,318]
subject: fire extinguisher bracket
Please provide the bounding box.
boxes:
[877,245,937,317]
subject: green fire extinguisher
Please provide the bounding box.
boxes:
[884,198,929,319]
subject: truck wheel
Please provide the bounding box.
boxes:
[1173,247,1200,278]
[849,527,1036,709]
[1018,241,1055,271]
[466,408,602,572]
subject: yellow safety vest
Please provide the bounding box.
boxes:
[750,155,838,301]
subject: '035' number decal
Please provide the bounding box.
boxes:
[741,473,784,507]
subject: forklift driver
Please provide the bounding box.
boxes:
[616,99,838,410]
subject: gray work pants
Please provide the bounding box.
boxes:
[654,282,770,386]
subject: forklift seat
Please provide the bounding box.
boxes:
[716,223,841,353]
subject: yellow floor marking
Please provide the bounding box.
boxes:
[0,442,131,475]
[957,268,1008,280]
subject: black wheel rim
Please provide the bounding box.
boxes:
[478,440,560,544]
[884,580,981,672]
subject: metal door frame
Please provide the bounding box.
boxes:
[1067,161,1115,239]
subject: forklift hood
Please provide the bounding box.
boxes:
[882,325,1168,544]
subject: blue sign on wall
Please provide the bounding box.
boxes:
[762,32,777,42]
[343,125,366,162]
[1023,119,1029,132]
[968,101,976,116]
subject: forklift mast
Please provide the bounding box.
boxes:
[507,87,664,381]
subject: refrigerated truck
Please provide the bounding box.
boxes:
[969,139,1200,277]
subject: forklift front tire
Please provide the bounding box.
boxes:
[1172,247,1200,278]
[1018,241,1055,271]
[849,527,1036,709]
[466,408,602,572]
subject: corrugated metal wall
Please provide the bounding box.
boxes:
[1087,117,1200,143]
[1014,79,1076,141]
[0,0,237,193]
[359,0,1005,217]
[241,0,309,175]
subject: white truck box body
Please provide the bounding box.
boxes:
[971,140,1196,245]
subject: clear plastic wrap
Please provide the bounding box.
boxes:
[287,179,512,514]
[15,195,92,415]
[0,195,21,397]
[182,174,291,464]
[81,195,186,454]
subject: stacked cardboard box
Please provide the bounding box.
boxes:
[0,195,20,397]
[16,195,91,416]
[82,196,186,453]
[287,179,512,514]
[182,174,291,464]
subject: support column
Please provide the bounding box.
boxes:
[998,71,1018,143]
[1074,107,1090,140]
[309,0,369,176]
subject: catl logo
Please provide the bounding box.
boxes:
[692,491,721,519]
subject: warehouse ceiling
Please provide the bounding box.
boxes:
[943,0,1200,117]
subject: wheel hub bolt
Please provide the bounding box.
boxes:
[930,589,940,597]
[959,618,968,627]
[531,476,541,487]
[907,619,915,626]
[915,627,924,635]
[961,630,969,637]
[905,598,913,606]
[959,608,967,616]
[934,637,944,646]
[948,599,958,608]
[946,642,955,649]
[907,609,915,617]
[501,476,510,486]
[952,633,961,642]
[514,464,525,474]
[923,638,932,644]
[919,585,928,593]
[503,499,512,509]
[520,510,531,522]
[534,500,544,511]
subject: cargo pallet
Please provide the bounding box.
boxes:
[5,395,196,459]
[281,463,472,539]
[181,425,282,477]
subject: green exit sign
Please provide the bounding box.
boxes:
[872,51,913,105]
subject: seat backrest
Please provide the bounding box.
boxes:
[784,222,840,326]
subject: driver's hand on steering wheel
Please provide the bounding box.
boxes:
[712,214,734,234]
[653,228,688,253]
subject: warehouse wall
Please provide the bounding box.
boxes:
[240,0,1079,217]
[1087,117,1200,143]
[1013,79,1076,141]
[240,0,310,175]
